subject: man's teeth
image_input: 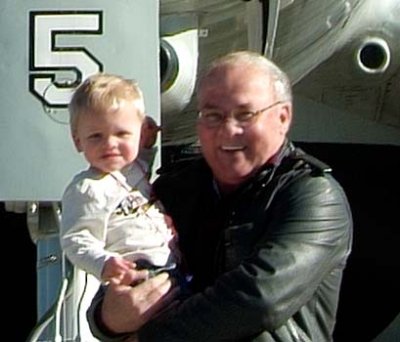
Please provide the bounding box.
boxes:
[221,145,244,151]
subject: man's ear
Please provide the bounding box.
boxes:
[279,102,292,133]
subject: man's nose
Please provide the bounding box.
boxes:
[218,118,244,135]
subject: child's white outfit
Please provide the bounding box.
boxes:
[60,160,176,281]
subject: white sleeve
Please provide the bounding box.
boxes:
[60,179,118,280]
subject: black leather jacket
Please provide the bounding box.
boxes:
[88,141,353,342]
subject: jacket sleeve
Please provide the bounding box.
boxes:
[60,180,117,280]
[137,174,352,341]
[87,286,133,342]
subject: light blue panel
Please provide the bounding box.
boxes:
[0,0,160,201]
[36,234,64,338]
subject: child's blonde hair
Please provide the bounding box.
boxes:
[69,73,146,134]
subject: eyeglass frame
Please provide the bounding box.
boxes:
[197,100,285,128]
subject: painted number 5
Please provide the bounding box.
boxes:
[29,11,103,108]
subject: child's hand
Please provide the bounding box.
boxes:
[101,256,135,283]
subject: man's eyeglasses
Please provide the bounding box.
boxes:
[198,101,284,128]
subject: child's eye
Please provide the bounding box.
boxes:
[88,133,102,141]
[117,131,133,138]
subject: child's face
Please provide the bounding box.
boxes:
[73,101,142,173]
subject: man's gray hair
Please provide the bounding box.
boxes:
[199,50,292,102]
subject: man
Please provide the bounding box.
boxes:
[87,51,353,341]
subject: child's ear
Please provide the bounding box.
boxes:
[72,135,83,152]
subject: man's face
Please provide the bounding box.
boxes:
[196,64,291,191]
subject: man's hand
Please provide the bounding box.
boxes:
[101,271,174,334]
[140,116,160,149]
